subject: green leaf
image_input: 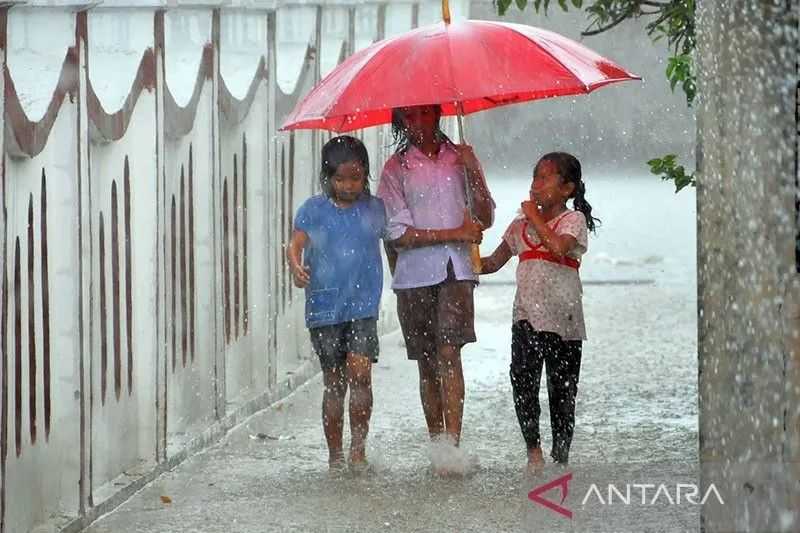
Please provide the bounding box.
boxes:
[515,0,528,10]
[570,0,582,7]
[495,0,514,15]
[648,154,696,193]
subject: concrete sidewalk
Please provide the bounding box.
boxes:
[84,281,699,532]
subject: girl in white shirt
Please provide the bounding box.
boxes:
[480,152,598,473]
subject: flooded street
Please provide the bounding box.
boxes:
[84,176,700,532]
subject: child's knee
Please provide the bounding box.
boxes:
[346,356,372,386]
[509,361,533,381]
[323,368,347,393]
[348,371,371,389]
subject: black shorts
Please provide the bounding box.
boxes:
[309,318,379,370]
[394,263,476,361]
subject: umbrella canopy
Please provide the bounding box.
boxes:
[281,19,640,132]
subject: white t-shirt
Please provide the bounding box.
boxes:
[502,210,588,341]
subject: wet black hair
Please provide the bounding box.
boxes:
[319,135,370,198]
[536,152,600,233]
[390,105,453,156]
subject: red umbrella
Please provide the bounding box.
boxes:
[281,13,640,132]
[282,3,640,273]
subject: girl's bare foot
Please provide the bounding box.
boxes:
[527,447,545,475]
[329,450,346,472]
[433,466,450,477]
[432,466,464,478]
[349,446,367,466]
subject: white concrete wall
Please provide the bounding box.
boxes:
[3,94,83,533]
[0,2,449,532]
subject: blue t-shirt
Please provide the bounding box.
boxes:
[293,194,387,328]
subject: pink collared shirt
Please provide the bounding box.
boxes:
[377,142,495,289]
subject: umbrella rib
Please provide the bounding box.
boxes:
[443,24,463,118]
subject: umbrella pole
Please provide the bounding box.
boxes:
[444,0,481,273]
[455,103,483,274]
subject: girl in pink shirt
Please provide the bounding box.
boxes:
[377,105,494,470]
[480,152,598,473]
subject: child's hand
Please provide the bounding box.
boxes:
[454,144,481,175]
[290,262,311,288]
[521,200,543,223]
[456,209,483,243]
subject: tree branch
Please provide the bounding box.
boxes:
[581,8,636,36]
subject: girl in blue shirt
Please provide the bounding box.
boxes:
[287,135,386,471]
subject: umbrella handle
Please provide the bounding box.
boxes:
[470,241,483,274]
[455,103,483,274]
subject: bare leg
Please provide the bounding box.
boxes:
[438,344,465,447]
[322,365,347,467]
[346,353,373,464]
[417,357,445,439]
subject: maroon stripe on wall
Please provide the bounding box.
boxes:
[179,168,187,367]
[233,155,239,340]
[222,179,230,344]
[40,170,51,437]
[13,238,21,455]
[242,135,248,335]
[99,214,107,404]
[123,159,133,393]
[111,183,121,400]
[170,196,176,371]
[26,197,36,444]
[188,147,195,362]
[280,147,285,313]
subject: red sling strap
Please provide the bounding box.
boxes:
[518,212,580,270]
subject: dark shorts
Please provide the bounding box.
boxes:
[395,266,476,361]
[309,318,379,370]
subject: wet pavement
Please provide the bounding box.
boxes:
[84,279,699,532]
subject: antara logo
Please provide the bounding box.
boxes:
[528,472,573,519]
[528,472,725,519]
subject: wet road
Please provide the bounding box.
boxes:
[85,280,699,532]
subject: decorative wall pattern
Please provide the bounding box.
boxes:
[0,2,468,532]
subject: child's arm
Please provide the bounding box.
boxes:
[286,229,311,288]
[384,242,398,276]
[378,164,482,250]
[455,145,494,229]
[521,201,578,257]
[480,241,513,275]
[391,209,482,249]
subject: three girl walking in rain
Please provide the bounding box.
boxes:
[287,106,596,476]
